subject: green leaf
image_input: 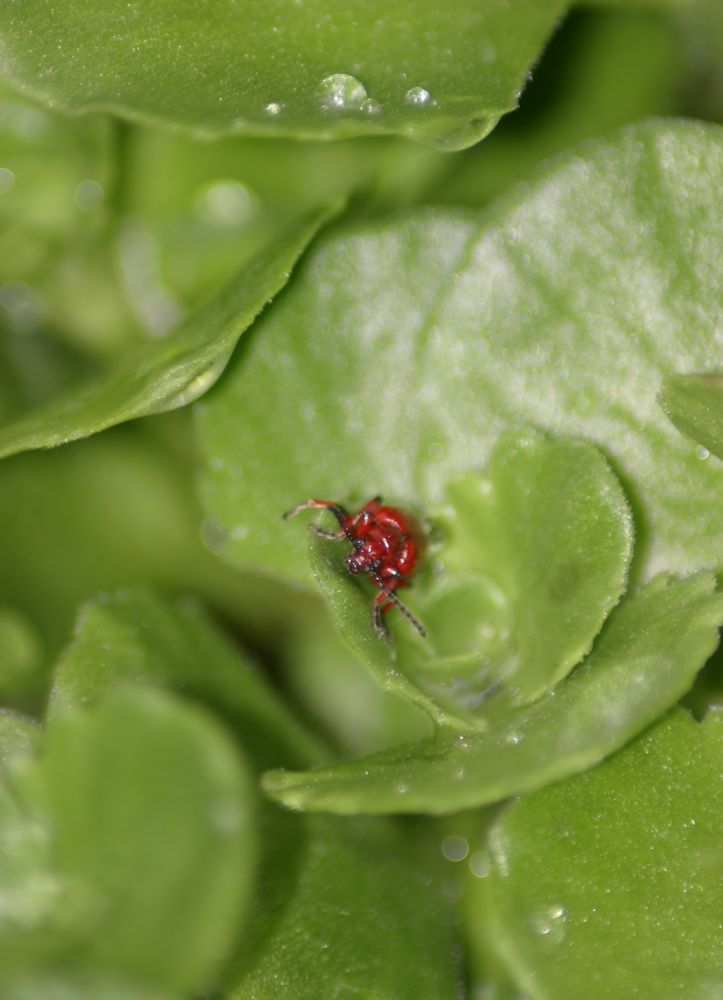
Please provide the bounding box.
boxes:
[437,6,688,206]
[0,686,257,995]
[227,813,462,1000]
[263,573,723,814]
[50,587,323,769]
[425,433,633,704]
[0,81,142,358]
[0,710,40,770]
[0,976,173,1000]
[0,606,45,708]
[306,433,632,719]
[469,710,723,998]
[0,419,304,665]
[198,122,723,596]
[0,1,571,150]
[0,204,337,459]
[660,372,723,461]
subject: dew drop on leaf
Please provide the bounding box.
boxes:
[318,73,367,111]
[405,86,431,106]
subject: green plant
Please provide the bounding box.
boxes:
[0,2,721,997]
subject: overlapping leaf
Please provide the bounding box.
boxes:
[198,122,723,592]
[0,205,337,458]
[0,687,257,995]
[263,573,723,813]
[45,588,462,997]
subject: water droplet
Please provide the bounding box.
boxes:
[469,851,490,878]
[695,445,710,461]
[195,179,254,225]
[201,516,229,552]
[395,781,409,795]
[531,904,567,942]
[441,835,469,862]
[360,98,382,115]
[166,354,229,408]
[318,73,367,111]
[265,101,283,116]
[504,731,522,746]
[75,179,104,212]
[406,86,431,106]
[0,167,15,194]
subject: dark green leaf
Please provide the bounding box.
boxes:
[0,607,45,708]
[469,710,723,998]
[0,420,300,665]
[263,573,723,813]
[0,1,570,149]
[228,813,462,1000]
[0,204,338,458]
[0,687,257,994]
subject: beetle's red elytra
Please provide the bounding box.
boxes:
[283,496,427,637]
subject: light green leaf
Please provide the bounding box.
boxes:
[198,122,723,596]
[425,433,633,704]
[0,204,337,458]
[0,81,142,358]
[660,372,723,461]
[0,687,257,995]
[306,434,633,718]
[0,710,40,770]
[263,573,723,814]
[470,710,723,999]
[0,1,571,149]
[1,976,173,1000]
[227,813,462,1000]
[50,587,323,768]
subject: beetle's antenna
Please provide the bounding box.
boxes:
[371,572,427,637]
[283,499,357,546]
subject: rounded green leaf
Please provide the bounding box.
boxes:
[305,434,633,717]
[419,432,633,704]
[198,122,723,601]
[263,573,723,814]
[0,687,257,995]
[0,1,570,149]
[469,710,723,998]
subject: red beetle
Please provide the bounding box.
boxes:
[284,496,426,637]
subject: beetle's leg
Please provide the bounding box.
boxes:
[283,498,348,522]
[372,591,390,636]
[370,572,426,638]
[310,525,347,539]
